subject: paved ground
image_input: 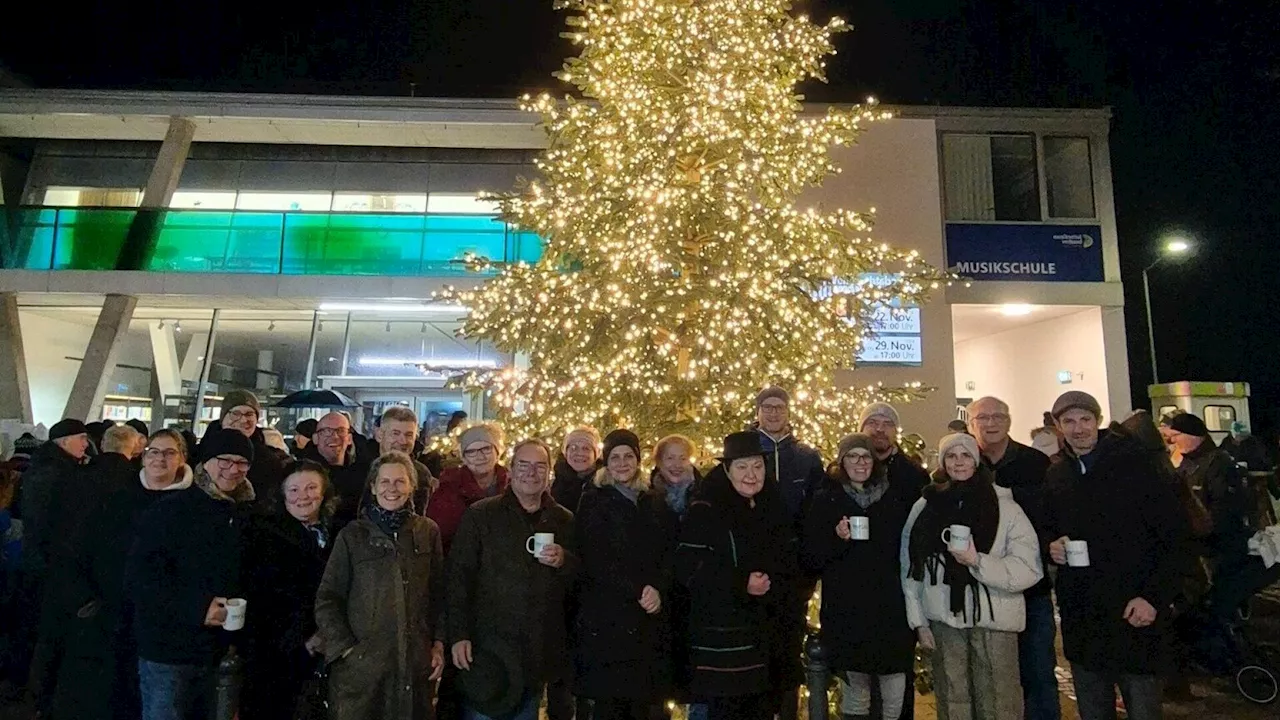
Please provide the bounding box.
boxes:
[3,584,1276,719]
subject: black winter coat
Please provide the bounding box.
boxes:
[1042,427,1187,674]
[445,490,578,685]
[126,484,253,666]
[802,474,917,674]
[756,429,825,527]
[885,450,930,495]
[1177,438,1252,564]
[16,441,83,580]
[675,467,794,699]
[984,440,1053,596]
[573,483,671,700]
[551,456,596,515]
[240,511,333,720]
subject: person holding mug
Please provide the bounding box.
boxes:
[573,429,671,720]
[900,434,1043,720]
[445,439,578,720]
[803,434,918,720]
[315,452,446,720]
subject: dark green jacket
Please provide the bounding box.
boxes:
[315,515,444,720]
[445,490,577,684]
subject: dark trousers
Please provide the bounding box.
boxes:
[591,698,664,720]
[1020,593,1062,720]
[707,693,772,720]
[1070,665,1162,720]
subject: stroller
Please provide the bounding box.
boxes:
[1174,556,1280,704]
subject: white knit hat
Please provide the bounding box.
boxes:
[858,402,900,429]
[938,433,980,463]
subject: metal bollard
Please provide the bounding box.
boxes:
[211,645,244,720]
[804,631,830,720]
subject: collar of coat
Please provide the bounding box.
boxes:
[194,463,257,504]
[499,487,558,515]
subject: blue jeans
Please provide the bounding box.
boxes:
[1020,593,1061,720]
[138,659,214,720]
[463,687,540,720]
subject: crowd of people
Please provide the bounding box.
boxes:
[0,384,1272,720]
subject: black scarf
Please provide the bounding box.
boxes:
[366,502,412,537]
[908,467,1000,621]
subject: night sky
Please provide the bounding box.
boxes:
[2,1,1279,434]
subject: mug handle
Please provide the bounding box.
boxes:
[526,536,537,555]
[940,528,952,544]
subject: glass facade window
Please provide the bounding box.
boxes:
[1044,137,1096,219]
[332,193,428,213]
[43,186,142,207]
[235,191,334,211]
[170,191,239,209]
[943,134,1040,222]
[427,193,501,215]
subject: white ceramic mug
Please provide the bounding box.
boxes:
[1066,540,1091,567]
[223,598,247,632]
[848,516,870,541]
[941,524,972,551]
[526,532,555,557]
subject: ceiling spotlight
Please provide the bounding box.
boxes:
[385,322,392,333]
[173,320,182,333]
[157,320,165,330]
[1000,304,1035,317]
[421,322,428,333]
[268,321,276,331]
[317,321,324,332]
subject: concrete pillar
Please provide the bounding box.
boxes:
[149,322,183,397]
[0,292,33,422]
[180,333,209,382]
[191,310,221,432]
[63,294,138,421]
[142,117,197,209]
[118,117,196,271]
[1101,305,1134,418]
[149,368,167,430]
[303,311,320,388]
[256,350,274,393]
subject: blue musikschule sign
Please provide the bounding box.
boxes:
[945,223,1104,282]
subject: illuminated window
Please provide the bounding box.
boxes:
[426,193,501,215]
[43,186,142,207]
[1202,405,1237,433]
[170,191,239,209]
[234,192,333,212]
[332,193,428,213]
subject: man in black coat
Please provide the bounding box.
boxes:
[858,401,927,720]
[200,389,289,508]
[967,397,1057,720]
[1166,413,1257,618]
[127,429,257,720]
[1043,391,1186,720]
[752,387,824,720]
[299,411,371,530]
[17,419,90,714]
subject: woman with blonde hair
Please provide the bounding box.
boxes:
[316,452,445,720]
[573,429,670,720]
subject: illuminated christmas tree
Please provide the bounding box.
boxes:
[443,0,949,453]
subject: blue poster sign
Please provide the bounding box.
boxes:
[945,223,1104,282]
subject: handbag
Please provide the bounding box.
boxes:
[294,666,329,720]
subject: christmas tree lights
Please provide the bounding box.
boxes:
[439,0,952,454]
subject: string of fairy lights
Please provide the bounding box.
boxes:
[435,0,956,456]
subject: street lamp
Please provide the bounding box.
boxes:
[1142,237,1193,384]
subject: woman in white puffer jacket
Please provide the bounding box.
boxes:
[900,433,1043,720]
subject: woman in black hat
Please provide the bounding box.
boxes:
[675,431,795,720]
[572,429,671,720]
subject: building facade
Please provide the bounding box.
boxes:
[0,90,1130,443]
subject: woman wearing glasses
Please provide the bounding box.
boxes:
[427,423,510,555]
[126,429,259,720]
[802,434,919,720]
[572,429,671,720]
[52,429,193,720]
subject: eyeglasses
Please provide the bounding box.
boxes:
[144,448,181,460]
[971,414,1010,424]
[315,427,350,438]
[842,452,874,465]
[760,403,788,414]
[225,409,258,421]
[215,456,251,471]
[514,460,550,475]
[463,445,495,460]
[565,442,596,454]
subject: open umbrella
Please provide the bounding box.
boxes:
[273,389,360,409]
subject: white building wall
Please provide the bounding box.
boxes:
[803,117,956,440]
[953,307,1113,438]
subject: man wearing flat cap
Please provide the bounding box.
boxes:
[1041,391,1185,720]
[1166,412,1256,620]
